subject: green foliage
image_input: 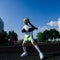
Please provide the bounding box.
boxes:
[0,30,18,46]
[0,30,8,45]
[8,31,18,41]
[36,29,60,43]
[43,30,50,40]
[37,32,44,42]
[49,29,59,39]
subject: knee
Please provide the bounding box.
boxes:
[31,42,37,46]
[22,43,26,47]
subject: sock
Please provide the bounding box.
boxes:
[34,45,44,59]
[23,47,27,53]
[34,45,41,54]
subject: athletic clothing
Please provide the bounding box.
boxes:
[22,24,34,43]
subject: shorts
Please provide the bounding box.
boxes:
[23,35,34,43]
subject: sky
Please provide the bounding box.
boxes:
[0,0,60,39]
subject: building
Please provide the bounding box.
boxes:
[0,18,4,30]
[57,18,60,33]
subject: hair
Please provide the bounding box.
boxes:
[24,18,29,21]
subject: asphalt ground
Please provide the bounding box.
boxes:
[0,52,60,60]
[0,42,60,60]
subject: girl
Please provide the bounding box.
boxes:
[21,18,44,60]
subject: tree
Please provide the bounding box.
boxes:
[0,30,8,45]
[8,31,18,41]
[36,29,60,43]
[37,32,44,42]
[8,31,18,45]
[43,30,50,40]
[49,29,59,39]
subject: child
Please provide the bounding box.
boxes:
[21,18,44,60]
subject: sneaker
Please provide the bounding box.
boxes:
[20,52,28,57]
[39,52,44,60]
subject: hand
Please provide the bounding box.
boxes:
[35,27,38,30]
[28,19,30,23]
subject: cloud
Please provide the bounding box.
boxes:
[57,18,60,32]
[47,21,57,26]
[58,18,60,21]
[38,26,49,31]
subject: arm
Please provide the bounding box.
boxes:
[28,20,38,30]
[21,29,27,33]
[28,28,34,32]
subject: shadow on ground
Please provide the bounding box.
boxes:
[0,42,60,60]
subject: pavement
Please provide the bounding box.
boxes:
[0,52,60,60]
[0,42,60,60]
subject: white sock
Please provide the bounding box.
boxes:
[34,45,41,54]
[23,47,27,53]
[34,45,44,59]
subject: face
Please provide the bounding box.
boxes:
[24,20,28,25]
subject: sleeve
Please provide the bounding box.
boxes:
[28,28,34,32]
[28,24,34,32]
[28,24,38,32]
[21,26,27,33]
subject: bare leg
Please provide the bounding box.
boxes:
[31,42,44,59]
[22,42,27,53]
[20,42,27,57]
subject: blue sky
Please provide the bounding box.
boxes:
[0,0,60,39]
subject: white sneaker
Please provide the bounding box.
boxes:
[20,52,28,57]
[39,52,44,60]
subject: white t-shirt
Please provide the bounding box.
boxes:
[22,24,33,38]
